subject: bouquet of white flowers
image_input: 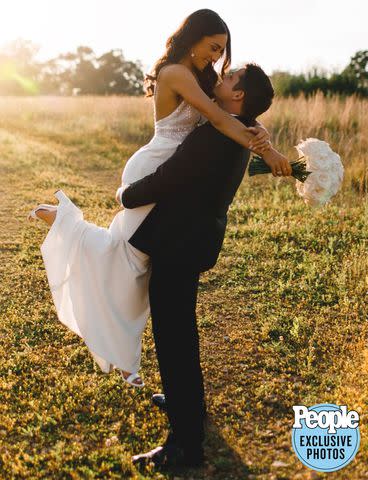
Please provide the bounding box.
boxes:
[248,138,344,207]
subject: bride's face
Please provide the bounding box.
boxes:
[190,33,227,71]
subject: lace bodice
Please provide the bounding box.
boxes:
[154,100,202,143]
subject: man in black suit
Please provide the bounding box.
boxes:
[118,64,291,470]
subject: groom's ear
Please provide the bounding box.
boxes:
[232,89,245,102]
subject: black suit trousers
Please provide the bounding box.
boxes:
[148,258,206,453]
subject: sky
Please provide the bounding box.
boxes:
[1,0,367,75]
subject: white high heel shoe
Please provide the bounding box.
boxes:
[27,189,67,222]
[120,371,145,388]
[28,204,58,221]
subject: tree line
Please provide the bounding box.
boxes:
[271,50,368,97]
[0,40,144,96]
[0,39,366,97]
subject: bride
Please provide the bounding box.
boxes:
[28,9,272,387]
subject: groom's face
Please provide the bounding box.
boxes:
[213,68,246,104]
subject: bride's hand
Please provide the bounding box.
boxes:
[116,186,124,206]
[247,125,271,152]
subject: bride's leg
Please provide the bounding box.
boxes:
[36,209,57,226]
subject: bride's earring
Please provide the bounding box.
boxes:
[191,51,195,58]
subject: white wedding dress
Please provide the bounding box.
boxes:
[40,100,202,374]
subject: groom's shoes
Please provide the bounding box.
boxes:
[151,393,208,418]
[151,393,167,411]
[132,442,204,470]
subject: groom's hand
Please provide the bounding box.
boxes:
[262,148,292,177]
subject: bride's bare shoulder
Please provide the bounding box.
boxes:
[158,64,195,84]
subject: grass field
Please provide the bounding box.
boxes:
[0,94,367,479]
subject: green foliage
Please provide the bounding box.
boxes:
[271,50,368,98]
[343,50,368,92]
[46,46,145,96]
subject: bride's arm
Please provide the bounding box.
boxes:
[160,65,291,176]
[161,64,267,152]
[249,120,270,143]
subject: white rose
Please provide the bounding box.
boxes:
[330,154,344,181]
[303,178,332,205]
[312,171,332,189]
[296,138,333,159]
[294,138,343,207]
[306,155,330,171]
[329,178,341,196]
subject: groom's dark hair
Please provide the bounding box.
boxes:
[234,63,274,126]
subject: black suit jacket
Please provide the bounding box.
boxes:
[121,115,251,272]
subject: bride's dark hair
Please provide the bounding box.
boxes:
[145,9,231,98]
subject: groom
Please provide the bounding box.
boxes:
[118,64,291,469]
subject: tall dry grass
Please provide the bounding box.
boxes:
[261,92,368,193]
[0,93,366,193]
